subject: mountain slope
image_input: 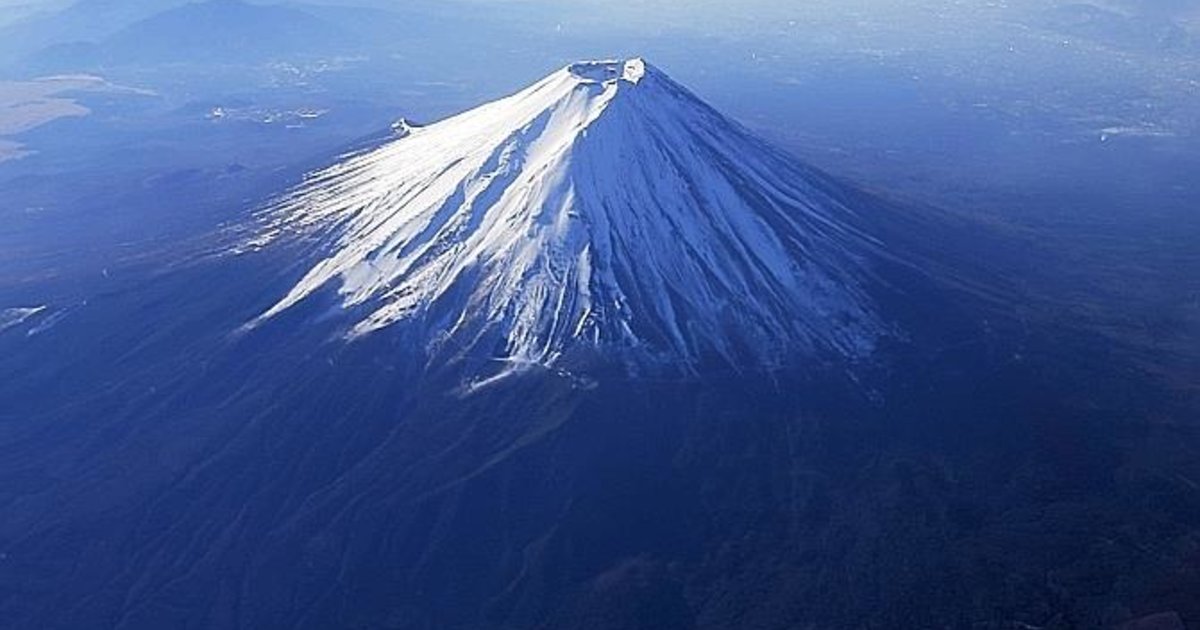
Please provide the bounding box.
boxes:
[254,59,890,372]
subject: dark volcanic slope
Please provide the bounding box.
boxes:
[0,182,1197,629]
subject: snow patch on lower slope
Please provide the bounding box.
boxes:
[0,306,46,334]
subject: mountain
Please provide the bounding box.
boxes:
[2,58,1197,630]
[102,0,352,63]
[252,59,889,375]
[5,0,535,77]
[46,0,354,68]
[1043,3,1195,54]
[0,0,185,63]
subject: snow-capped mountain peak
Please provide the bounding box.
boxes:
[252,58,890,372]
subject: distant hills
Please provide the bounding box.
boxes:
[0,0,187,60]
[1043,2,1197,54]
[12,0,358,70]
[2,0,534,79]
[104,0,353,63]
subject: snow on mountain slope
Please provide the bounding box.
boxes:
[252,58,891,371]
[0,306,46,334]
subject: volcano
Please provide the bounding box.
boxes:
[253,59,890,373]
[2,57,1192,630]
